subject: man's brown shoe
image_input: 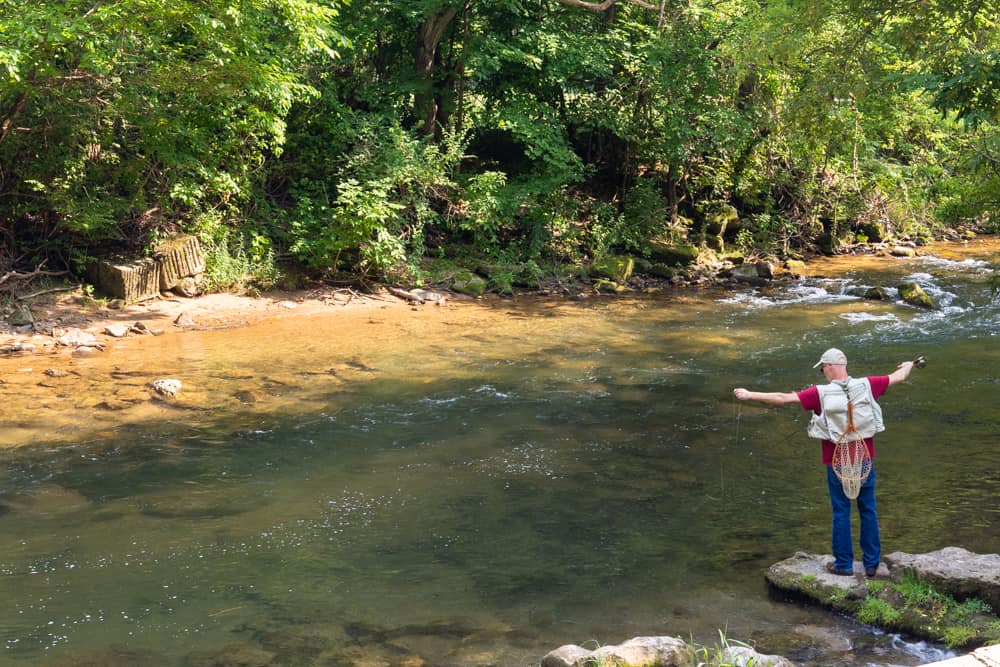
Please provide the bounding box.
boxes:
[826,562,854,576]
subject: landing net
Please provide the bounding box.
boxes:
[831,402,872,499]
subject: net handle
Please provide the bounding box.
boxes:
[845,401,856,433]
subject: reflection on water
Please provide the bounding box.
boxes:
[1,240,998,666]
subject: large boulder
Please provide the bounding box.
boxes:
[703,203,739,237]
[8,303,34,326]
[856,220,887,243]
[450,270,487,297]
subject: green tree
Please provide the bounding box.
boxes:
[0,0,343,273]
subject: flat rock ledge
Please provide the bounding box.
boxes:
[885,547,1000,612]
[922,644,1000,667]
[541,636,793,667]
[766,549,1000,649]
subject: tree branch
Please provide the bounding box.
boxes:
[0,268,67,287]
[16,284,79,301]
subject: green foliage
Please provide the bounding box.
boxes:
[2,0,998,281]
[0,0,343,269]
[619,179,674,250]
[454,171,515,252]
[894,572,945,607]
[942,625,978,648]
[193,212,279,291]
[858,597,902,625]
[284,118,462,280]
[682,630,760,667]
[853,572,1000,648]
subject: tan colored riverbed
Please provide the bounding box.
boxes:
[3,236,996,450]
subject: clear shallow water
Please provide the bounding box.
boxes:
[1,240,998,666]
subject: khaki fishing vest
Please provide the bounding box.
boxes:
[806,377,885,441]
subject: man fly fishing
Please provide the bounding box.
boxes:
[733,348,919,577]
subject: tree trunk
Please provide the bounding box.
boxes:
[1,90,29,145]
[415,6,458,137]
[666,163,680,224]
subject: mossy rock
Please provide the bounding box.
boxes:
[702,203,739,236]
[646,262,676,279]
[856,221,887,243]
[766,553,1000,649]
[591,255,634,283]
[864,286,891,301]
[451,270,487,297]
[8,303,34,326]
[644,240,699,267]
[898,281,936,309]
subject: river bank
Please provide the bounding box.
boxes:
[1,234,996,452]
[4,233,993,356]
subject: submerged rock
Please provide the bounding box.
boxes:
[151,378,182,398]
[57,328,103,349]
[864,286,891,300]
[184,644,275,667]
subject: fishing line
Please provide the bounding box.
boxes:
[733,395,742,446]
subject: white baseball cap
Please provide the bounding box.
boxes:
[813,348,848,368]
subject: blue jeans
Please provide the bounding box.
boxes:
[827,463,880,571]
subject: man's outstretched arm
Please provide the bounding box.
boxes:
[733,388,800,405]
[887,360,915,386]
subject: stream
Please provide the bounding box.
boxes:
[1,239,998,666]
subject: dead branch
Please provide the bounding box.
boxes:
[389,287,425,303]
[16,284,80,301]
[0,268,67,287]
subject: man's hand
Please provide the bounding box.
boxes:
[733,388,751,401]
[888,360,915,385]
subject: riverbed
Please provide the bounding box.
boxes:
[1,239,998,666]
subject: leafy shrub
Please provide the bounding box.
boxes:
[193,212,278,291]
[285,119,463,280]
[858,597,902,625]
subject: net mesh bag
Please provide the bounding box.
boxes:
[831,402,872,499]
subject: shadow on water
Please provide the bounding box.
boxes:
[0,239,998,665]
